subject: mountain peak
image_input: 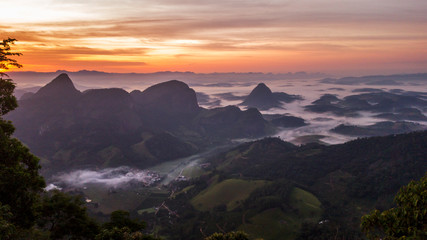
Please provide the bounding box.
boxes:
[248,83,274,98]
[131,80,199,115]
[52,73,73,83]
[33,73,80,99]
[241,83,279,110]
[254,83,269,90]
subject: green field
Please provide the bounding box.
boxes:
[181,165,205,178]
[135,189,170,210]
[290,187,322,219]
[137,207,156,214]
[240,208,301,240]
[191,179,268,211]
[82,185,150,214]
[82,185,170,215]
[172,184,195,198]
[239,187,322,240]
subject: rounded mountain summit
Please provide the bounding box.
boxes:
[131,80,200,117]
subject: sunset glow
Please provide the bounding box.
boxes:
[2,0,427,75]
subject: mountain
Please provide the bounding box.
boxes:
[375,108,427,121]
[33,73,81,100]
[193,106,271,140]
[19,92,35,100]
[273,92,303,103]
[9,70,328,88]
[320,73,427,85]
[305,92,427,119]
[130,80,200,130]
[146,131,427,240]
[265,114,308,128]
[241,83,280,110]
[6,74,272,174]
[241,83,302,110]
[331,121,426,136]
[131,80,199,115]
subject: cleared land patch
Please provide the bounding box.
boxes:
[191,179,268,211]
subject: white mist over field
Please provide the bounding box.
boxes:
[51,167,159,188]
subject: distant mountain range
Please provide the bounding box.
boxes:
[321,73,427,85]
[11,71,427,92]
[9,70,328,89]
[305,92,427,118]
[331,121,426,136]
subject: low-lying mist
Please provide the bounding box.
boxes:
[50,166,160,189]
[193,78,427,144]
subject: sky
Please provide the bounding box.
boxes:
[1,0,427,75]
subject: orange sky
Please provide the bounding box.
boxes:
[1,0,427,76]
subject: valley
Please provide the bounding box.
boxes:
[5,72,427,239]
[2,2,427,239]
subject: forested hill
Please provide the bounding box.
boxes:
[213,130,427,197]
[149,130,427,240]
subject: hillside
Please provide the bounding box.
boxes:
[141,131,427,240]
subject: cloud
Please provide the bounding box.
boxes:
[2,0,427,74]
[22,46,148,56]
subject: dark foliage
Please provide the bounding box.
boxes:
[37,191,99,239]
[361,173,427,240]
[0,39,46,229]
[150,132,427,239]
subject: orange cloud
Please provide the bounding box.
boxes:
[1,0,427,75]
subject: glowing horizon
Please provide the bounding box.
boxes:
[2,0,427,76]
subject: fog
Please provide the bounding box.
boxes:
[192,78,427,144]
[51,167,159,188]
[45,143,237,189]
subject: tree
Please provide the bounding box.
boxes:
[103,210,146,232]
[0,203,15,238]
[0,133,45,228]
[361,173,427,240]
[0,38,21,116]
[204,231,250,240]
[96,210,161,240]
[0,38,22,73]
[37,190,100,239]
[0,38,46,232]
